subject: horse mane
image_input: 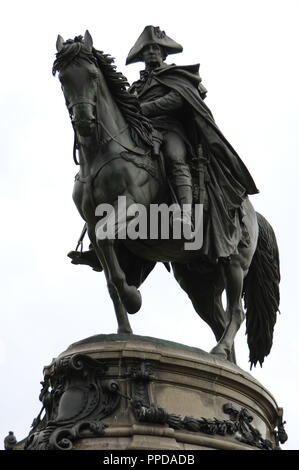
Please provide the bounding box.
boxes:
[52,36,153,149]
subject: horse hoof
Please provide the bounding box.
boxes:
[124,288,142,314]
[117,327,133,334]
[209,346,229,361]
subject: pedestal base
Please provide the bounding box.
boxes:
[12,334,287,450]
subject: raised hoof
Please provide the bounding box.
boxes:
[124,287,142,315]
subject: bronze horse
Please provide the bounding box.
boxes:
[53,31,280,367]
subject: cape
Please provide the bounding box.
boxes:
[152,64,259,196]
[137,64,259,260]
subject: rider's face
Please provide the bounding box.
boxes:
[142,44,164,68]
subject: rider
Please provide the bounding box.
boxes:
[125,26,259,261]
[126,26,196,230]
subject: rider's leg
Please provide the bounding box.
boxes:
[162,132,193,228]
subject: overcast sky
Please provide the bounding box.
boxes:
[0,0,298,450]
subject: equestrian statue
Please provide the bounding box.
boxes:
[53,28,280,368]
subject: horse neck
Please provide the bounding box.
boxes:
[77,74,136,175]
[96,77,128,141]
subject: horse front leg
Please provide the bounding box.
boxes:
[210,256,245,360]
[99,238,142,314]
[94,197,143,315]
[88,228,133,334]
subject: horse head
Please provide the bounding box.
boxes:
[53,30,100,138]
[53,31,153,153]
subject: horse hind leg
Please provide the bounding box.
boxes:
[210,256,245,360]
[172,262,237,362]
[214,291,237,364]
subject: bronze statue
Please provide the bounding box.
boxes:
[53,29,280,368]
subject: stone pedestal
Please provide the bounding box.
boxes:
[13,334,287,450]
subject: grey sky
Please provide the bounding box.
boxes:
[0,0,298,450]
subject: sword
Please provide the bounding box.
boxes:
[197,144,208,205]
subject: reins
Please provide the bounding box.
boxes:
[70,78,150,166]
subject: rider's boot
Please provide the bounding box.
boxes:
[171,183,194,239]
[68,245,103,271]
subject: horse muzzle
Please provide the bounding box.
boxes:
[70,102,97,137]
[72,118,96,137]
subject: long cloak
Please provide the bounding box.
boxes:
[135,64,259,260]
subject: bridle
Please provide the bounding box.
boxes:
[66,79,150,165]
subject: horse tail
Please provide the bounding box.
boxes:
[243,212,280,368]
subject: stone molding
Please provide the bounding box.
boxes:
[6,334,287,450]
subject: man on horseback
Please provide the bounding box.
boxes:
[125,25,259,262]
[69,26,259,268]
[59,31,280,368]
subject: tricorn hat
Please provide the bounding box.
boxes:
[126,26,183,65]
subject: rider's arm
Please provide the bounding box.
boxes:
[140,90,184,117]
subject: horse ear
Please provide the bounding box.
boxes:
[84,30,93,50]
[56,35,64,52]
